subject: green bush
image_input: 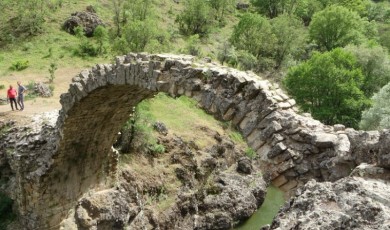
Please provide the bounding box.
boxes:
[184,34,202,56]
[245,148,257,159]
[25,80,39,100]
[150,144,165,155]
[0,85,4,90]
[9,60,29,71]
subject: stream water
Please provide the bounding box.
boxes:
[234,186,285,230]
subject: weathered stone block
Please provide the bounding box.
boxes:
[267,142,287,159]
[312,133,338,148]
[262,121,283,139]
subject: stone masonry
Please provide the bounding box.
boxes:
[2,53,390,229]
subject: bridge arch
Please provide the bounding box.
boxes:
[24,53,356,228]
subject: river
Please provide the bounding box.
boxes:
[234,186,285,230]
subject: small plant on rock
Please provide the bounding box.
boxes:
[245,148,256,159]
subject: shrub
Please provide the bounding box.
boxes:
[185,34,202,56]
[150,144,165,155]
[245,148,256,159]
[176,0,212,36]
[47,63,57,83]
[9,60,29,71]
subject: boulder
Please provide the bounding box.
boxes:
[192,172,266,229]
[33,82,53,97]
[237,157,252,174]
[63,10,104,37]
[153,121,168,135]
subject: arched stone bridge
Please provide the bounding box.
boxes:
[13,53,390,229]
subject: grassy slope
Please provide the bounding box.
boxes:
[0,0,238,77]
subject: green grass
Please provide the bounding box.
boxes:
[0,0,242,77]
[234,186,285,230]
[144,93,246,148]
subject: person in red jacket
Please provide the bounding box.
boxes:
[7,85,18,111]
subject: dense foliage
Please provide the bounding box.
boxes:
[284,49,370,128]
[360,82,390,130]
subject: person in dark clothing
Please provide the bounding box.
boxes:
[7,85,18,111]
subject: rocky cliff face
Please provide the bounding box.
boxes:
[266,169,390,230]
[60,126,267,230]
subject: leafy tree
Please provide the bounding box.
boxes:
[111,0,155,37]
[251,0,302,18]
[366,1,390,22]
[209,0,235,23]
[360,82,390,130]
[283,48,370,128]
[0,0,47,46]
[121,19,159,52]
[330,0,370,15]
[270,14,307,69]
[112,0,127,36]
[176,0,212,36]
[309,5,366,51]
[93,26,108,55]
[112,18,169,54]
[345,43,390,97]
[294,0,324,25]
[230,13,275,59]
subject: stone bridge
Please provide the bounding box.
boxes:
[8,53,390,229]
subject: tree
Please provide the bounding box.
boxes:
[122,19,159,52]
[251,0,302,18]
[209,0,235,23]
[230,13,275,59]
[0,0,46,46]
[176,0,212,36]
[111,0,155,37]
[283,48,370,128]
[344,43,390,97]
[294,0,324,25]
[309,5,366,51]
[270,14,307,69]
[93,26,108,55]
[360,82,390,130]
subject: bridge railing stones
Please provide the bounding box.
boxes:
[9,52,389,229]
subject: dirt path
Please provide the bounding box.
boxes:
[0,67,85,125]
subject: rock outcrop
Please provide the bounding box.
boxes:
[63,8,104,37]
[267,174,390,230]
